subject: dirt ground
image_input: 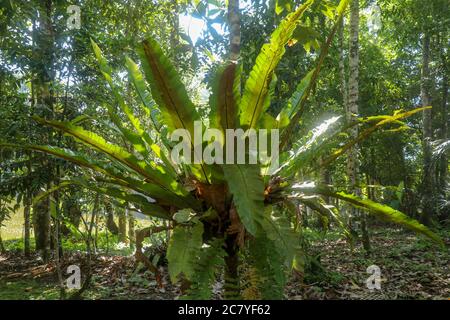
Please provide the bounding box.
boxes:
[0,227,448,300]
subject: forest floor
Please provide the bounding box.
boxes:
[0,226,448,300]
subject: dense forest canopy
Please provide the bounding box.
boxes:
[0,0,448,301]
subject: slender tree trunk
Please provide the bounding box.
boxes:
[228,0,241,62]
[118,209,127,243]
[61,197,81,236]
[439,40,448,195]
[52,196,66,299]
[347,0,359,207]
[339,16,348,113]
[0,230,5,254]
[33,198,51,262]
[339,14,352,231]
[94,208,99,253]
[24,80,34,257]
[128,212,135,248]
[0,200,5,253]
[23,195,31,257]
[70,194,98,299]
[318,157,331,230]
[348,0,370,253]
[105,201,118,235]
[0,199,6,253]
[222,0,242,299]
[33,0,55,262]
[420,32,435,225]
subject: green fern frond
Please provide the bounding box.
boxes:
[167,221,204,282]
[241,267,261,300]
[183,238,226,300]
[248,235,286,300]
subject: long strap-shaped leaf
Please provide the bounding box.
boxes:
[0,143,200,210]
[292,184,444,246]
[91,40,178,178]
[222,164,265,236]
[138,38,200,135]
[56,178,171,220]
[91,39,143,133]
[32,117,183,194]
[209,63,240,130]
[97,176,201,210]
[124,56,163,132]
[125,56,176,169]
[239,0,313,129]
[139,38,211,183]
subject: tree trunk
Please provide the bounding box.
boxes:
[438,40,448,197]
[0,199,5,254]
[318,158,331,230]
[339,12,352,229]
[339,16,348,113]
[225,0,241,288]
[347,0,359,208]
[0,229,5,254]
[25,23,35,257]
[105,201,118,235]
[32,0,55,261]
[61,197,81,236]
[128,212,135,248]
[348,0,370,253]
[118,209,127,243]
[23,197,31,257]
[33,198,51,262]
[420,32,435,226]
[228,0,241,62]
[52,196,66,299]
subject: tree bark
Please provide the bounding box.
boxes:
[128,212,135,248]
[52,197,66,299]
[0,229,5,254]
[228,0,241,62]
[33,198,51,262]
[32,0,55,261]
[420,32,435,225]
[118,209,127,243]
[339,14,352,232]
[0,198,5,254]
[348,0,370,253]
[438,39,448,196]
[105,201,118,235]
[61,197,82,236]
[339,16,348,113]
[23,190,31,257]
[347,0,359,203]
